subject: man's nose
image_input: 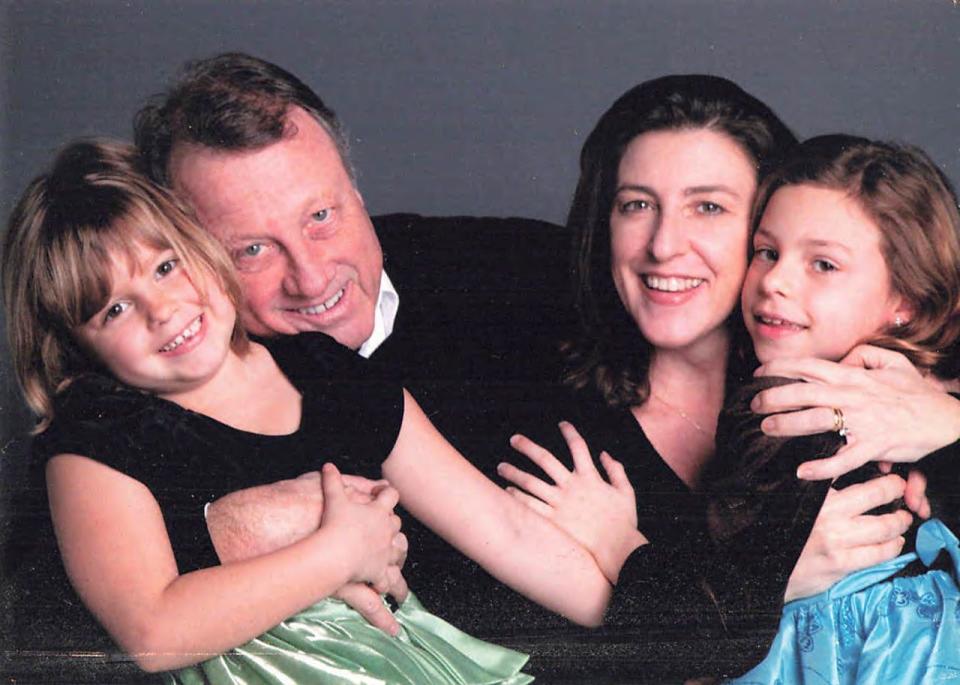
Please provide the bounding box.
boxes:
[283,240,333,298]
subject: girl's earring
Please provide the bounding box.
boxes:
[894,315,904,328]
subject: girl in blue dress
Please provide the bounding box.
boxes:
[720,135,960,684]
[2,140,612,683]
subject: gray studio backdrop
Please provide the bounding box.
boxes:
[2,0,959,448]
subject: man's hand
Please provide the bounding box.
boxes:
[784,474,911,602]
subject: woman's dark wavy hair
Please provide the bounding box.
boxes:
[564,75,798,409]
[753,134,960,378]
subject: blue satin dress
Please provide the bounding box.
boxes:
[727,519,960,684]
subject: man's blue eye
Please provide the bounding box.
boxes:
[312,209,330,222]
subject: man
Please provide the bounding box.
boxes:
[134,52,576,640]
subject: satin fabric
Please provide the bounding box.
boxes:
[168,592,532,685]
[727,519,960,684]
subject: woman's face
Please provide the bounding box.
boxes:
[609,128,757,353]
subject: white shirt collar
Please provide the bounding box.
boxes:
[358,269,399,358]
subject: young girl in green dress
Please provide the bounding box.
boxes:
[3,140,613,684]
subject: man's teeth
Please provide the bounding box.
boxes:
[160,316,202,352]
[643,275,704,292]
[297,288,344,315]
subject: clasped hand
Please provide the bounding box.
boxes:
[497,421,647,584]
[753,345,960,484]
[206,466,408,635]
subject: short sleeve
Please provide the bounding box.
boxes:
[266,333,405,471]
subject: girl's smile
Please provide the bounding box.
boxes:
[74,241,237,401]
[741,184,909,363]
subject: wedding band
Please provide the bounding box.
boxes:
[832,407,849,438]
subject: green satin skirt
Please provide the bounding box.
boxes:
[168,592,532,684]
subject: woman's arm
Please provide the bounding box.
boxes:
[381,390,613,626]
[48,457,401,672]
[752,346,960,480]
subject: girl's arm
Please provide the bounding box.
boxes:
[48,457,401,672]
[381,390,613,626]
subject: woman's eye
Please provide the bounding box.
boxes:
[754,247,778,262]
[812,259,837,273]
[697,201,725,215]
[239,244,264,259]
[104,302,128,322]
[619,199,653,213]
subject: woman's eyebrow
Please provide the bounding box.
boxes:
[614,183,656,195]
[683,185,741,198]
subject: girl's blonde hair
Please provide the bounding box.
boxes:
[753,134,960,377]
[3,140,248,431]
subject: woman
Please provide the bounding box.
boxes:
[499,75,960,680]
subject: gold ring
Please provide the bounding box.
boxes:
[832,407,849,438]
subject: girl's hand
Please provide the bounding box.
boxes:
[497,421,647,583]
[318,463,404,592]
[753,345,960,480]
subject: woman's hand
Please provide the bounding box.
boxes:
[753,345,960,480]
[497,421,647,583]
[318,463,405,593]
[784,474,912,601]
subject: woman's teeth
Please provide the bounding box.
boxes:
[160,316,202,352]
[643,275,704,292]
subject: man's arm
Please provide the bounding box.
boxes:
[206,471,408,635]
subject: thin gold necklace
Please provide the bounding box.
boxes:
[649,392,710,437]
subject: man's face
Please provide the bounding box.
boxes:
[168,107,383,349]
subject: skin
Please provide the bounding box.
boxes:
[168,107,383,349]
[742,185,908,363]
[74,243,238,405]
[610,129,755,355]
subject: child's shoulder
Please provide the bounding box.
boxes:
[32,373,170,466]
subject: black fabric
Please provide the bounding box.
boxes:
[363,214,576,633]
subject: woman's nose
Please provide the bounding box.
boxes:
[647,210,688,262]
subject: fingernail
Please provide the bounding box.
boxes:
[509,434,520,445]
[796,466,811,480]
[496,463,505,474]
